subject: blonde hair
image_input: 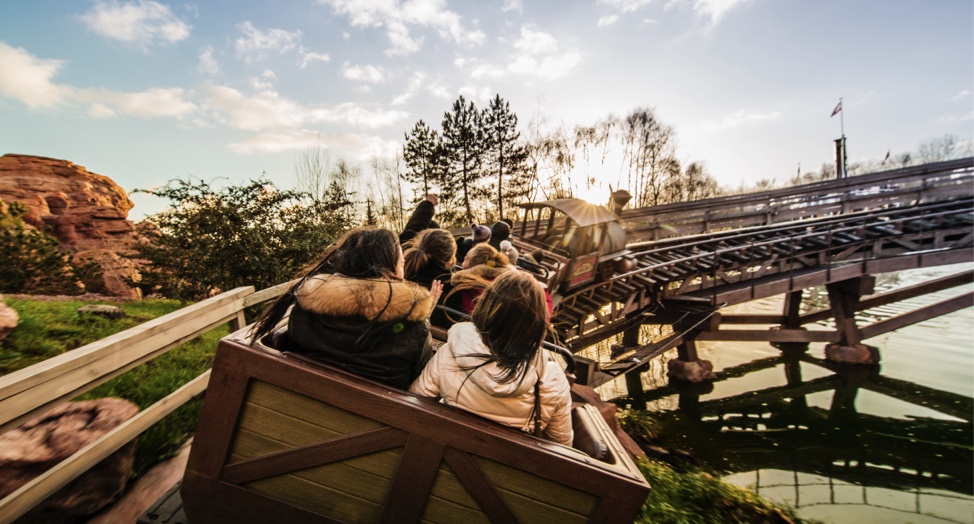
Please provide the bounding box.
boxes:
[465,243,509,269]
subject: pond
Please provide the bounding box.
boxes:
[589,263,974,523]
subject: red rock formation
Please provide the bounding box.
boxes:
[0,154,143,297]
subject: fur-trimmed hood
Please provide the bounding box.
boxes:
[294,274,433,322]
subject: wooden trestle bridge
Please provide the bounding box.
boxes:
[545,158,974,387]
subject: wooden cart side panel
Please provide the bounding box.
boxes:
[185,340,650,523]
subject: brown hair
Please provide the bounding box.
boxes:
[249,226,401,343]
[403,228,456,278]
[470,270,550,384]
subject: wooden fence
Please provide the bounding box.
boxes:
[0,281,292,523]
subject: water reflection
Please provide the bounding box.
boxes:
[620,349,973,523]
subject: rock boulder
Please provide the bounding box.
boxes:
[0,154,143,297]
[0,295,17,341]
[0,398,139,522]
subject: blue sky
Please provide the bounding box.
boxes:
[1,0,971,220]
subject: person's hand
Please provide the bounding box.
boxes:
[426,193,439,206]
[429,279,443,304]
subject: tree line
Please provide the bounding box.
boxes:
[2,91,969,300]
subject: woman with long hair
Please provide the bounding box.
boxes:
[251,226,442,389]
[409,270,573,445]
[403,228,458,325]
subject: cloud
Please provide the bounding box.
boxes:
[341,62,387,84]
[950,89,971,101]
[80,87,197,118]
[229,128,400,159]
[199,84,408,132]
[235,21,303,62]
[687,0,753,25]
[502,0,524,12]
[80,0,191,46]
[391,72,427,105]
[0,42,73,107]
[599,0,752,26]
[321,0,485,56]
[458,24,582,82]
[198,46,219,76]
[702,109,780,131]
[937,111,974,122]
[300,52,331,68]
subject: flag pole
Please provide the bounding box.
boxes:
[839,96,845,138]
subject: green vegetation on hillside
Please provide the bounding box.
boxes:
[0,297,223,476]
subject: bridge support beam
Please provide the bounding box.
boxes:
[824,276,880,365]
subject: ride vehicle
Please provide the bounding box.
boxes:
[173,323,650,523]
[510,199,632,293]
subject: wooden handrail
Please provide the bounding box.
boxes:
[0,283,291,523]
[0,371,211,523]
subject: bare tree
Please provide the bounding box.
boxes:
[294,137,333,203]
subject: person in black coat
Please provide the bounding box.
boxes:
[250,227,443,389]
[403,228,461,326]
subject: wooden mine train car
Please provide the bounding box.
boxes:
[177,326,650,523]
[508,199,632,293]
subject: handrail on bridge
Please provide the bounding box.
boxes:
[621,157,974,241]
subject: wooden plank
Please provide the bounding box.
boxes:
[224,426,408,484]
[0,287,251,431]
[243,279,299,307]
[442,448,519,524]
[696,329,838,343]
[380,436,446,524]
[0,371,210,523]
[230,429,403,485]
[244,381,385,437]
[245,471,383,523]
[473,456,598,517]
[719,314,787,325]
[860,292,974,340]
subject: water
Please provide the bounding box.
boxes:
[590,263,974,523]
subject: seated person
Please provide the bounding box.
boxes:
[447,243,511,315]
[488,220,512,250]
[250,227,443,389]
[409,270,573,446]
[455,223,491,266]
[403,228,458,326]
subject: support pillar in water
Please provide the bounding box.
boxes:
[772,289,811,353]
[825,276,880,365]
[667,336,716,382]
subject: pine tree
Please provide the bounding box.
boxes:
[440,95,485,225]
[403,120,443,197]
[483,94,530,220]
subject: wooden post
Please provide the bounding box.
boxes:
[782,290,803,328]
[825,276,879,365]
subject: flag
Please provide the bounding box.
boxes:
[830,101,842,117]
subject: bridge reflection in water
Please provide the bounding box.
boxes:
[619,345,973,523]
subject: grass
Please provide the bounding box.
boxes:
[0,296,226,476]
[636,459,806,523]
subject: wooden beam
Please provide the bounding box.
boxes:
[860,292,974,340]
[0,371,210,523]
[696,329,838,343]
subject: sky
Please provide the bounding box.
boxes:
[1,0,971,220]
